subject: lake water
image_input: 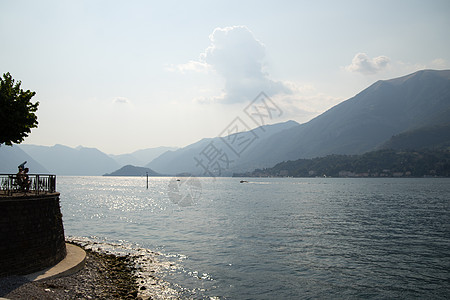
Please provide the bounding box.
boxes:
[58,176,450,299]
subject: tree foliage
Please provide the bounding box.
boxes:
[0,72,39,146]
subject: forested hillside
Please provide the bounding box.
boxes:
[235,149,450,178]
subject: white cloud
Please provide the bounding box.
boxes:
[274,84,344,123]
[345,52,390,75]
[201,26,265,78]
[430,58,448,69]
[167,60,211,73]
[375,58,450,80]
[177,25,292,104]
[113,97,130,104]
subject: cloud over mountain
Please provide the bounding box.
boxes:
[177,26,291,104]
[346,52,390,74]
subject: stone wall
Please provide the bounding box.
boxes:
[0,193,66,277]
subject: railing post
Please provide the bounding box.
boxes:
[36,175,40,195]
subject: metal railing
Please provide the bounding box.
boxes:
[0,174,56,196]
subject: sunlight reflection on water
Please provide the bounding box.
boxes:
[59,176,450,299]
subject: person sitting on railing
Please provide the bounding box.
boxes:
[16,166,24,190]
[22,168,31,192]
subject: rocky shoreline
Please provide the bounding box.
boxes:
[0,242,179,300]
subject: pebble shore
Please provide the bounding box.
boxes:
[0,245,173,300]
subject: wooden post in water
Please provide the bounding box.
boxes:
[146,172,148,189]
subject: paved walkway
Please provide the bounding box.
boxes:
[25,243,86,282]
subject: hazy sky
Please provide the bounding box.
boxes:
[1,0,449,154]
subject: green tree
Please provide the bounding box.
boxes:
[0,72,39,146]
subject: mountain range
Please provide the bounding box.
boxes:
[147,69,450,175]
[16,144,121,175]
[237,69,450,169]
[1,69,449,175]
[0,144,175,175]
[146,120,300,176]
[109,147,177,167]
[0,145,49,174]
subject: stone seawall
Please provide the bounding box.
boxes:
[0,193,66,277]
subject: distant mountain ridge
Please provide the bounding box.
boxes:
[0,145,49,173]
[109,146,178,167]
[0,144,176,175]
[18,144,120,175]
[146,120,300,175]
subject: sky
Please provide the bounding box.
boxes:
[1,0,449,154]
